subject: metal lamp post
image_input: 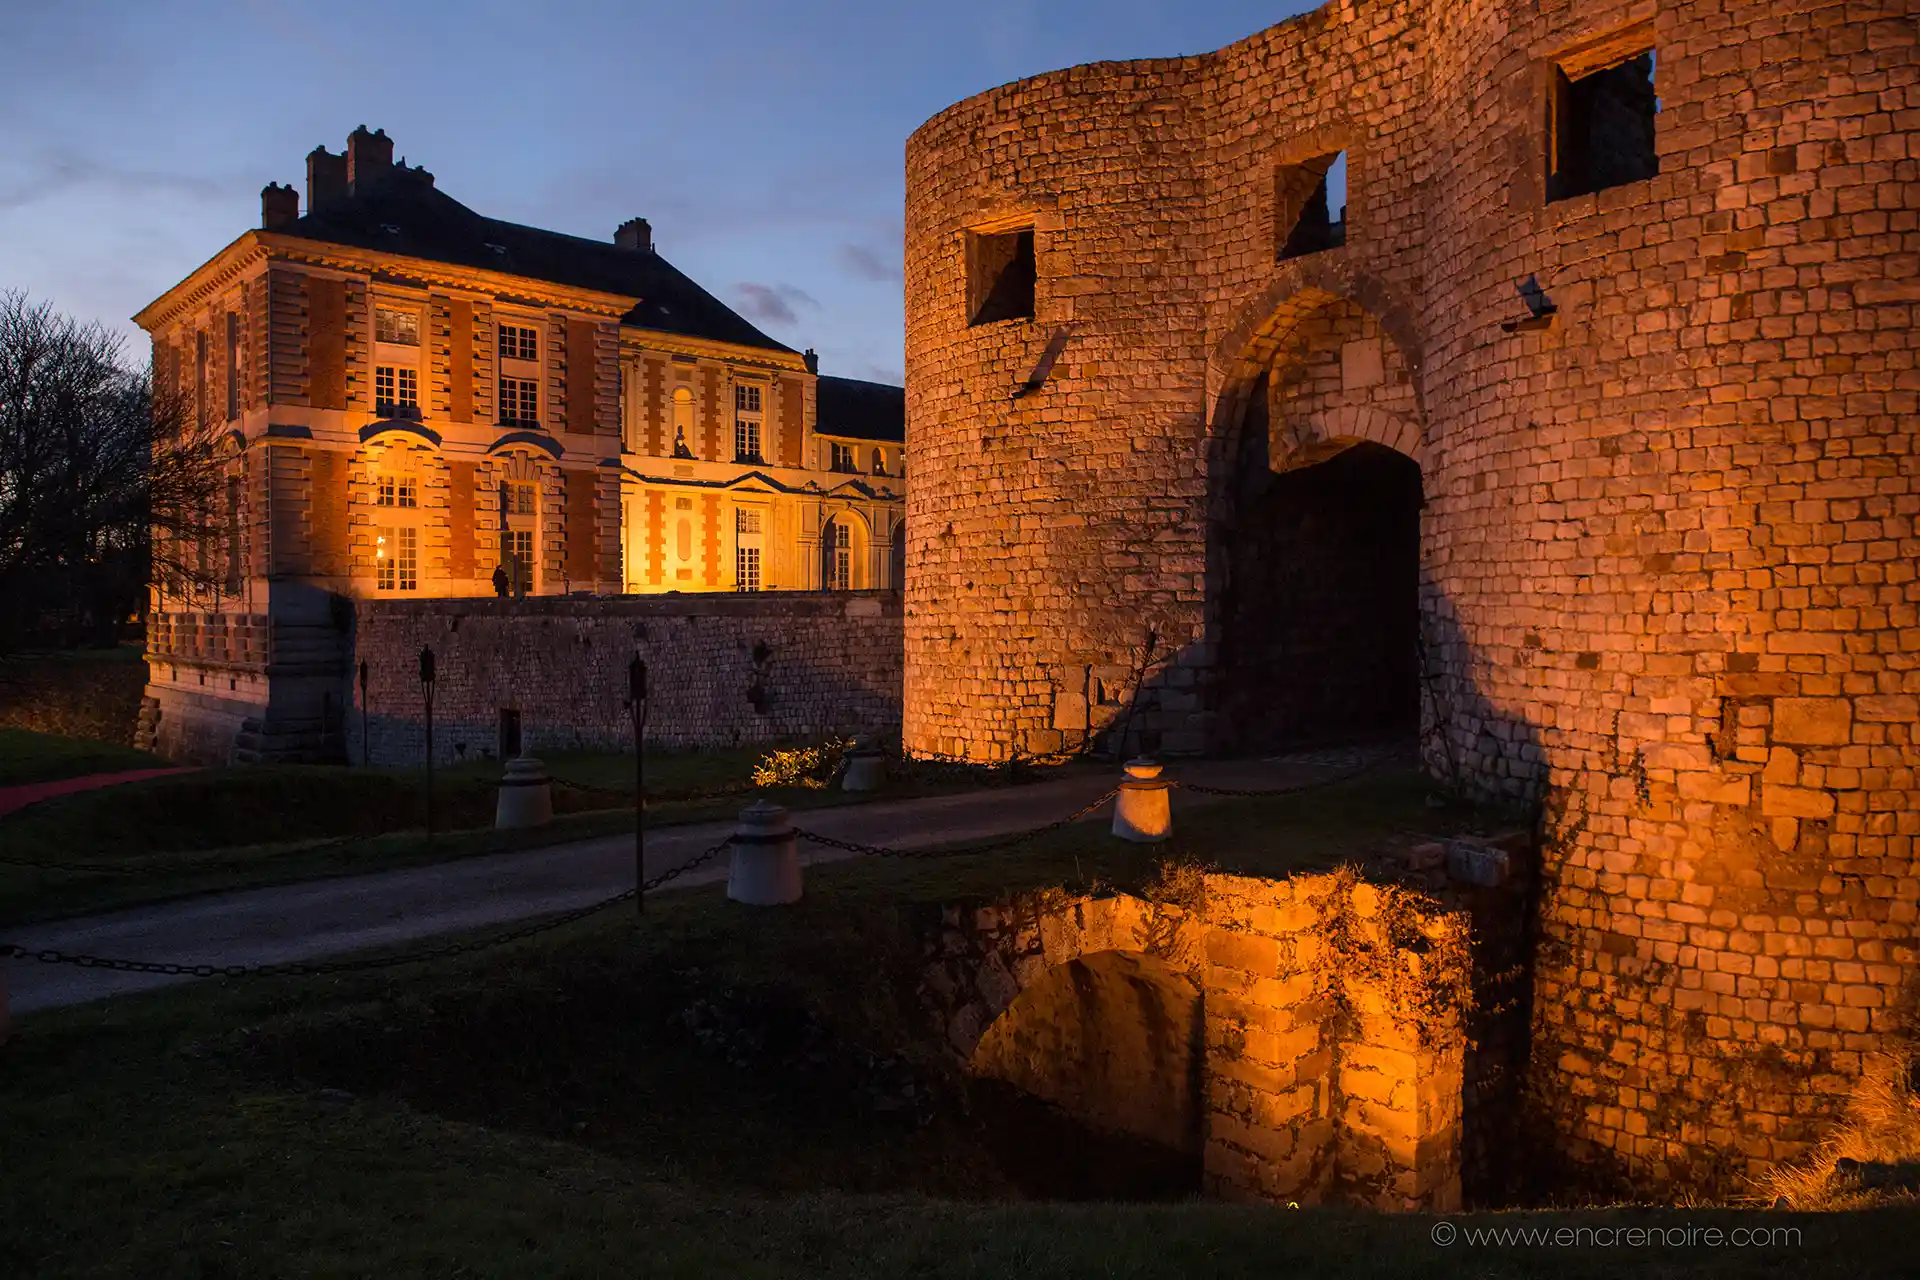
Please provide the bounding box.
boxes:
[627,655,648,914]
[420,645,437,845]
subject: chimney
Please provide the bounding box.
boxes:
[261,182,300,230]
[803,348,819,375]
[307,146,347,215]
[347,125,394,192]
[614,217,652,252]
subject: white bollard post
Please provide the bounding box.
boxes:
[1111,757,1173,843]
[495,755,554,829]
[728,800,803,905]
[841,735,887,792]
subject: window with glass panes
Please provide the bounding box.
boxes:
[376,307,420,346]
[376,474,418,508]
[375,526,418,591]
[735,507,762,591]
[498,324,539,362]
[375,365,419,415]
[830,442,854,472]
[504,529,534,578]
[501,376,538,425]
[824,518,851,590]
[734,382,763,461]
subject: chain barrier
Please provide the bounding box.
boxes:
[1,749,1398,976]
[0,837,736,979]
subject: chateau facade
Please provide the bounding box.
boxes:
[904,0,1916,1195]
[134,126,903,763]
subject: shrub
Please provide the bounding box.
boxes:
[1759,1050,1920,1208]
[751,738,854,790]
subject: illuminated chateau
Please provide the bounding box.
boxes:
[132,126,903,761]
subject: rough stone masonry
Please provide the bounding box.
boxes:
[902,0,1918,1195]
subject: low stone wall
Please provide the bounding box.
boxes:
[0,650,150,746]
[922,854,1530,1211]
[352,592,903,765]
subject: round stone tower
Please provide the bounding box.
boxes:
[903,0,1917,1195]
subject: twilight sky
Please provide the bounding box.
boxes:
[0,0,1317,386]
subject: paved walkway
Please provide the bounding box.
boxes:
[1,748,1399,1017]
[0,768,199,820]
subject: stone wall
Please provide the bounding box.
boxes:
[903,0,1919,1194]
[0,651,150,747]
[921,861,1526,1211]
[351,592,903,765]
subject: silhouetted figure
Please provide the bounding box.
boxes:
[492,562,509,598]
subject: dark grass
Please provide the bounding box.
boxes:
[0,727,162,786]
[2,772,1913,1276]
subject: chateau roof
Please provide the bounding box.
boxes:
[280,173,794,354]
[814,376,905,443]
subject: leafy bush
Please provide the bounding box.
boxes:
[751,738,854,790]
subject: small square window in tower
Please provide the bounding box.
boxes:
[1275,151,1347,262]
[1549,49,1659,201]
[967,226,1036,326]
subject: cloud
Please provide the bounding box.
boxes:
[732,282,820,326]
[837,242,901,282]
[0,151,230,214]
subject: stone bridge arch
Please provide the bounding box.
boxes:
[919,874,1490,1211]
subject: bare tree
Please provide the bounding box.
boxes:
[0,291,227,651]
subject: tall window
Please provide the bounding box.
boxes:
[375,526,418,592]
[225,312,240,421]
[823,518,851,591]
[497,321,541,426]
[735,506,763,591]
[501,476,538,592]
[224,474,243,594]
[734,382,763,462]
[830,442,855,473]
[375,365,420,417]
[501,376,539,426]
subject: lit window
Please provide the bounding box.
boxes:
[871,448,886,475]
[824,519,851,590]
[376,307,420,346]
[736,506,762,592]
[375,365,419,416]
[375,526,418,591]
[499,323,539,362]
[501,377,539,426]
[376,472,418,508]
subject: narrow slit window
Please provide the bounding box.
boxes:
[967,226,1036,326]
[1276,151,1347,261]
[1549,48,1659,202]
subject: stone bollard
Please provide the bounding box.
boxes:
[728,800,802,905]
[495,755,554,829]
[1111,757,1172,842]
[841,735,887,792]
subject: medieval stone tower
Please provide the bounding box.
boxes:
[903,0,1918,1194]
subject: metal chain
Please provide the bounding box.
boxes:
[0,838,736,979]
[793,786,1121,860]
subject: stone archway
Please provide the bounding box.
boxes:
[1205,284,1428,755]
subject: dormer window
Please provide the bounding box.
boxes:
[830,442,855,473]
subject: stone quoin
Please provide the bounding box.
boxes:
[903,0,1918,1195]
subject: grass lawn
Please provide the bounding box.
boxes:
[0,733,1086,925]
[0,727,162,786]
[3,769,1907,1276]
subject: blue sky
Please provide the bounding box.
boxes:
[0,0,1317,385]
